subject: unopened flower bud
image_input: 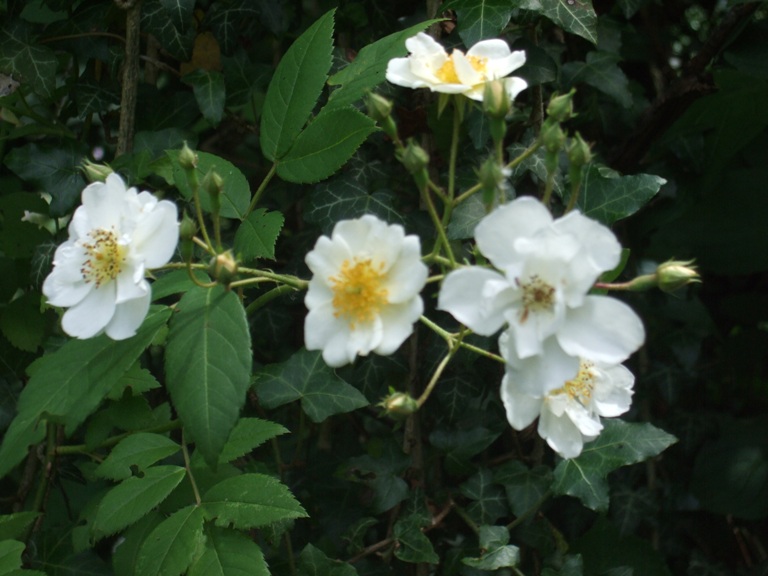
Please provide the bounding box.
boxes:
[379,391,418,419]
[541,119,567,154]
[208,250,238,285]
[567,132,592,168]
[201,169,224,217]
[179,212,197,241]
[656,260,700,293]
[547,89,576,123]
[483,80,511,120]
[366,92,393,123]
[478,157,504,191]
[178,142,198,170]
[397,139,430,189]
[81,160,114,183]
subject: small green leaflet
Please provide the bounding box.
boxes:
[94,433,180,481]
[260,10,335,161]
[254,348,369,423]
[233,208,284,262]
[188,526,269,576]
[218,417,288,464]
[91,465,187,540]
[0,540,25,573]
[0,512,39,541]
[552,420,677,512]
[298,544,358,576]
[134,505,205,576]
[202,473,308,529]
[394,516,439,564]
[562,51,632,108]
[166,286,252,469]
[462,525,520,570]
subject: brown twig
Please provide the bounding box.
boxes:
[116,0,142,156]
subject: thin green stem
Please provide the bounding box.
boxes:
[228,277,270,289]
[448,102,461,200]
[181,430,202,506]
[237,267,309,290]
[244,284,296,316]
[246,163,277,217]
[423,185,456,266]
[427,179,449,203]
[416,350,453,408]
[565,179,581,213]
[419,316,505,363]
[54,420,182,455]
[192,181,214,253]
[452,501,480,535]
[541,168,556,207]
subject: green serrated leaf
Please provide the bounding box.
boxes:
[254,348,369,423]
[95,433,180,481]
[168,150,251,219]
[298,543,358,576]
[202,473,307,529]
[184,69,226,125]
[460,469,509,525]
[188,526,269,576]
[0,292,45,352]
[562,51,632,108]
[219,417,288,464]
[0,539,24,573]
[276,107,377,183]
[112,511,164,576]
[150,269,212,302]
[0,308,171,479]
[135,505,205,576]
[574,164,665,225]
[0,513,39,541]
[260,10,335,161]
[552,420,677,512]
[393,516,439,564]
[92,465,186,540]
[107,363,161,400]
[166,285,252,469]
[327,19,442,108]
[233,208,284,262]
[304,172,403,234]
[493,461,553,518]
[520,0,597,45]
[441,0,513,46]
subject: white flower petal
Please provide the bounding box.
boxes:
[438,267,511,335]
[131,200,179,268]
[538,406,584,459]
[558,295,645,363]
[384,237,428,303]
[386,57,436,89]
[105,291,151,340]
[61,285,116,339]
[376,297,423,356]
[502,334,580,395]
[80,174,126,230]
[115,269,149,305]
[500,372,542,429]
[503,76,528,100]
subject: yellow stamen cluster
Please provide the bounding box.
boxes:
[80,228,127,287]
[435,54,488,84]
[552,360,597,406]
[330,258,389,328]
[517,275,556,323]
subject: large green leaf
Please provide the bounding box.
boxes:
[460,468,509,525]
[0,540,24,573]
[562,51,632,108]
[327,19,442,108]
[218,417,288,464]
[141,0,194,60]
[0,513,39,541]
[276,107,377,183]
[168,150,251,220]
[441,0,514,46]
[166,286,252,469]
[112,512,164,576]
[92,466,187,540]
[183,70,226,126]
[260,10,335,161]
[233,208,284,262]
[0,291,45,352]
[574,164,666,225]
[94,433,180,481]
[393,516,439,564]
[254,348,369,423]
[0,308,171,479]
[0,22,58,98]
[204,2,259,54]
[202,473,307,529]
[298,544,358,576]
[304,172,403,234]
[552,420,677,512]
[160,0,195,32]
[188,526,269,576]
[520,0,598,45]
[493,461,553,518]
[134,505,205,576]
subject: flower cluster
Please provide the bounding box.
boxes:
[386,33,527,103]
[438,197,645,458]
[43,173,179,340]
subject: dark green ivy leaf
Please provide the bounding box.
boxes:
[441,0,514,46]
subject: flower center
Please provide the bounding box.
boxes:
[435,54,487,84]
[552,360,597,406]
[517,275,556,323]
[329,258,389,328]
[80,228,127,287]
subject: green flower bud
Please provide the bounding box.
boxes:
[397,139,430,189]
[179,212,197,241]
[567,132,592,168]
[208,250,239,285]
[201,169,224,217]
[178,142,198,170]
[366,92,393,122]
[656,260,701,293]
[483,79,511,120]
[81,160,114,183]
[379,391,419,419]
[546,89,576,123]
[478,157,505,191]
[541,119,567,154]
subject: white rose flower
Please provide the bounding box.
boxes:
[43,173,179,340]
[500,334,636,459]
[438,196,644,393]
[386,32,528,102]
[304,215,428,367]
